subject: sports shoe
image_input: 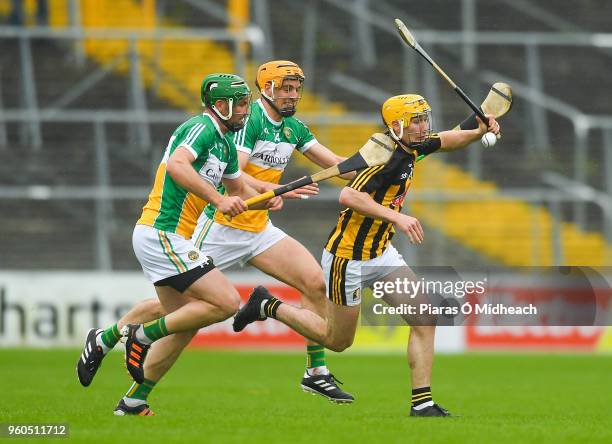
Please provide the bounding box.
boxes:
[76,328,105,387]
[301,373,354,404]
[410,403,451,417]
[233,286,272,332]
[121,324,150,384]
[113,399,155,416]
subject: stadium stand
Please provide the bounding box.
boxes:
[0,0,610,269]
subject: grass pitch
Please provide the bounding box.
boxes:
[1,349,611,443]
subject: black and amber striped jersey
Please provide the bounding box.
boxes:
[324,135,441,261]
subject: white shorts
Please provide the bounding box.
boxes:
[321,244,407,306]
[191,217,287,270]
[133,224,210,283]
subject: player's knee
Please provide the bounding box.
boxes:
[227,294,241,315]
[328,342,349,353]
[216,291,240,318]
[327,336,354,353]
[300,270,327,299]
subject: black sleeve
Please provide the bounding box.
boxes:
[458,103,491,130]
[414,134,442,156]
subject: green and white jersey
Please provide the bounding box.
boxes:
[138,112,241,238]
[206,99,317,231]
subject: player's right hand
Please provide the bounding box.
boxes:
[477,114,500,136]
[395,214,424,244]
[218,196,248,217]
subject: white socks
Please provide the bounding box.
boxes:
[95,332,111,354]
[135,325,153,345]
[123,397,146,407]
[305,366,330,377]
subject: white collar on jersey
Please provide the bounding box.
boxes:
[201,111,225,137]
[256,98,283,127]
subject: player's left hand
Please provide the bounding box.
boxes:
[282,182,319,200]
[266,196,284,211]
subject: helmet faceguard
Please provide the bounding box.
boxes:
[381,94,434,147]
[201,73,252,132]
[256,60,304,117]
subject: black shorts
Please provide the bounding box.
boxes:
[154,256,215,293]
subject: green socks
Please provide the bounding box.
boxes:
[306,345,327,375]
[125,379,157,403]
[97,323,121,353]
[141,317,169,342]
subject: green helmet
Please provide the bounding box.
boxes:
[200,73,251,131]
[201,73,251,108]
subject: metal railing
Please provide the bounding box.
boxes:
[302,0,612,231]
[1,0,612,269]
[1,181,608,269]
